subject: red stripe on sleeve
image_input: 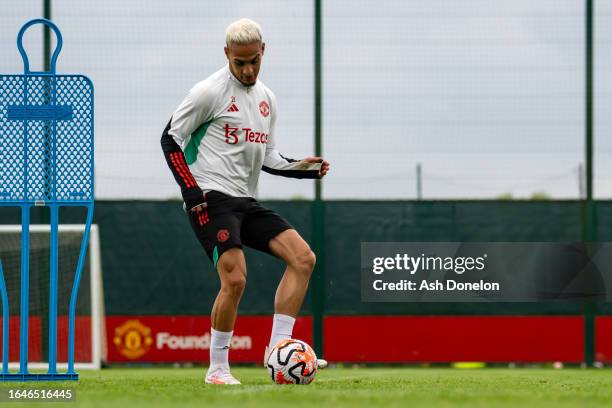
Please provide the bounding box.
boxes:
[175,153,197,187]
[170,153,194,188]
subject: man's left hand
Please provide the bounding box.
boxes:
[302,156,330,178]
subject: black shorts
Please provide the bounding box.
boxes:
[186,190,293,266]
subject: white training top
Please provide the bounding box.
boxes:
[167,65,314,198]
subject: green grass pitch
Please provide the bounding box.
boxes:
[1,367,611,407]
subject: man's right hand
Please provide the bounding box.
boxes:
[190,202,207,212]
[182,186,206,213]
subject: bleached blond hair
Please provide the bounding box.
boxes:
[225,18,263,46]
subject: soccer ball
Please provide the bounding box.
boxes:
[266,339,318,385]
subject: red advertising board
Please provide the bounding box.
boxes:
[596,316,612,362]
[0,317,41,362]
[106,316,313,363]
[107,315,586,363]
[324,316,584,362]
[0,316,91,363]
[57,316,92,362]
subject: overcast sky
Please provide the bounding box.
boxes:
[1,0,611,199]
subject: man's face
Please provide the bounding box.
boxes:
[225,41,265,86]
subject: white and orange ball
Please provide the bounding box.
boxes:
[266,339,318,385]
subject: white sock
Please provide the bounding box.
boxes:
[268,314,295,350]
[209,328,232,371]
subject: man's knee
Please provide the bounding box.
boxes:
[217,249,247,297]
[220,268,246,299]
[223,268,246,287]
[293,248,316,277]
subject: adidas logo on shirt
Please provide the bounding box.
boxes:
[227,103,240,112]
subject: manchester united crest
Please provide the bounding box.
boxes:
[217,229,230,243]
[259,101,270,117]
[113,320,153,359]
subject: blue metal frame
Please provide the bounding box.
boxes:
[0,261,8,375]
[0,19,94,381]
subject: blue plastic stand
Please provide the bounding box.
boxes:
[0,18,94,381]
